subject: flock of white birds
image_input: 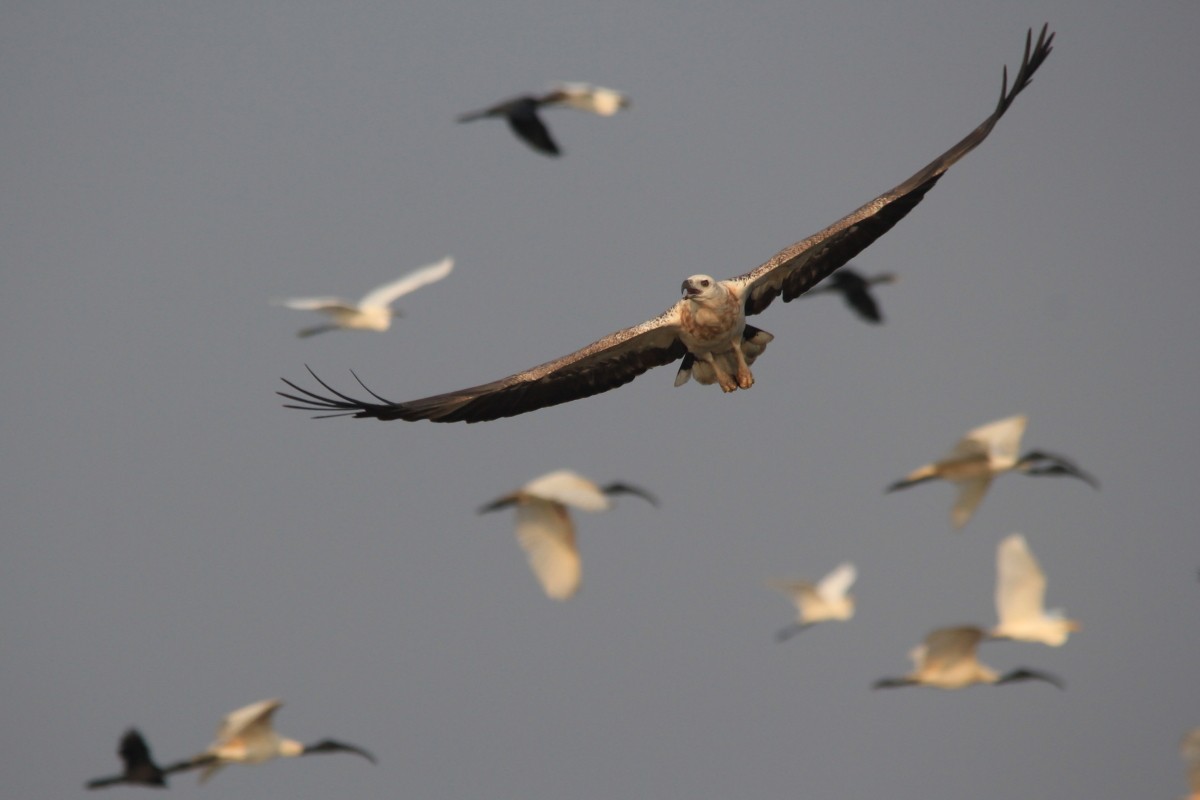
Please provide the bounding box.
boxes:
[78,29,1197,797]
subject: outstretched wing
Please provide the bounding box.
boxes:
[280,307,687,423]
[729,26,1054,317]
[507,103,560,156]
[995,533,1047,624]
[273,296,355,312]
[358,257,455,309]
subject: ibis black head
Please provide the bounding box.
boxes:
[302,738,377,763]
[1017,450,1099,488]
[600,481,659,507]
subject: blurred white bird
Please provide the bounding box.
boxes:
[478,469,657,600]
[873,625,1064,690]
[457,84,630,156]
[164,699,375,784]
[886,414,1098,528]
[766,561,857,641]
[991,533,1079,646]
[85,729,167,790]
[1181,728,1200,799]
[273,256,454,337]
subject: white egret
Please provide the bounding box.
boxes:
[873,625,1064,690]
[479,469,657,600]
[164,699,375,784]
[766,561,857,641]
[273,257,453,337]
[886,414,1097,528]
[991,532,1079,646]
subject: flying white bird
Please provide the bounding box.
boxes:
[1181,728,1200,800]
[885,414,1098,528]
[873,625,1064,690]
[766,561,857,641]
[85,729,168,790]
[991,533,1079,646]
[803,266,897,323]
[164,699,375,784]
[457,83,630,156]
[282,27,1055,423]
[478,469,657,600]
[273,257,454,337]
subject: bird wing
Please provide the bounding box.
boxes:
[357,257,455,309]
[951,476,993,528]
[117,729,155,771]
[966,414,1028,468]
[514,502,581,600]
[995,533,1047,624]
[506,104,560,156]
[766,578,818,615]
[273,296,357,312]
[815,562,857,603]
[215,698,282,744]
[727,26,1053,318]
[523,470,611,512]
[922,626,984,669]
[830,269,884,322]
[279,305,688,423]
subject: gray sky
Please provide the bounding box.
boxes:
[4,2,1198,798]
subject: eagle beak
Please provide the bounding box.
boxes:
[681,281,699,297]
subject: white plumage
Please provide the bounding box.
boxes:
[273,256,453,337]
[766,562,857,640]
[992,533,1078,646]
[479,470,656,601]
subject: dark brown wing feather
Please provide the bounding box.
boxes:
[732,25,1053,317]
[279,309,687,423]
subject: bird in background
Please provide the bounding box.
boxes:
[164,699,375,784]
[479,469,657,600]
[281,27,1055,424]
[885,414,1098,529]
[991,532,1079,646]
[804,266,897,323]
[272,256,454,337]
[85,728,168,790]
[1181,727,1200,800]
[872,625,1064,690]
[766,561,857,641]
[457,82,630,156]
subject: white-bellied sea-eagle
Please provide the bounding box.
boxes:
[282,27,1053,424]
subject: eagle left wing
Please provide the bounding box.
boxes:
[280,306,687,423]
[730,25,1053,317]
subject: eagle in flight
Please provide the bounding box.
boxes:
[281,26,1053,424]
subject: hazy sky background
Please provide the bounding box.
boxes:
[4,2,1198,798]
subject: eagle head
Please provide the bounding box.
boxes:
[681,275,721,303]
